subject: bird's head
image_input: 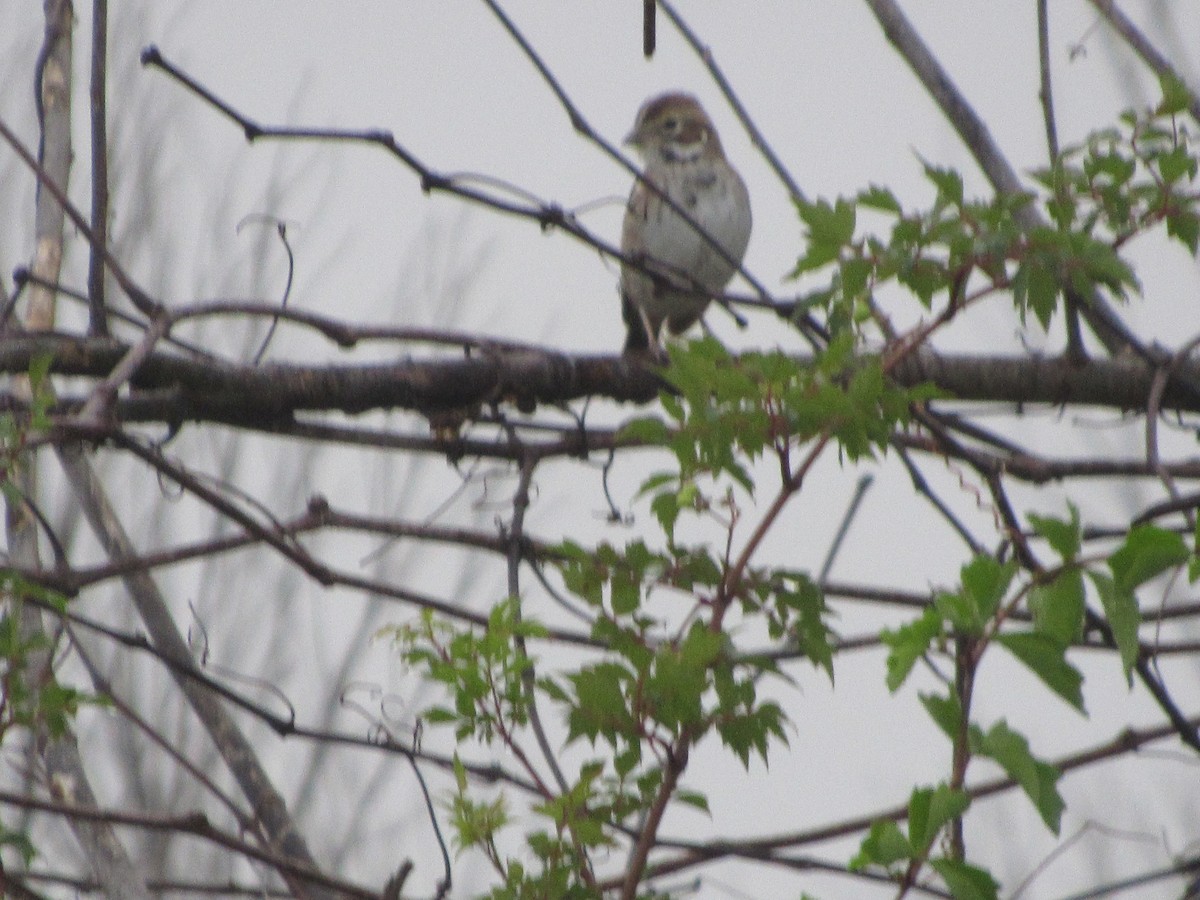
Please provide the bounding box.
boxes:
[625,92,724,164]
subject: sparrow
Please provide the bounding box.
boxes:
[619,92,752,353]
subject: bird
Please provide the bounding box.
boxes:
[619,92,752,354]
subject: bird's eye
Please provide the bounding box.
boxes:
[662,117,679,132]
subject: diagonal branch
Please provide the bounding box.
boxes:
[55,444,338,899]
[1087,0,1200,125]
[862,0,1150,360]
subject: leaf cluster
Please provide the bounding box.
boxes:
[793,77,1197,337]
[866,509,1191,896]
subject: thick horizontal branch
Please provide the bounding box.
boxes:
[3,335,1200,426]
[1,335,659,424]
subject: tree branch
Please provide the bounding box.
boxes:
[1086,0,1200,125]
[862,0,1150,360]
[8,336,1200,422]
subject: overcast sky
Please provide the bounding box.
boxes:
[4,3,1200,898]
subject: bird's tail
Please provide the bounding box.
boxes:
[621,291,654,353]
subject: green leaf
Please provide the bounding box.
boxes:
[923,161,965,207]
[919,691,962,740]
[908,784,970,850]
[799,197,857,246]
[635,471,677,495]
[27,352,54,392]
[1108,525,1188,594]
[1028,569,1085,646]
[840,257,872,298]
[646,647,707,733]
[960,556,1015,623]
[1193,516,1200,583]
[1157,145,1198,185]
[934,556,1015,635]
[994,631,1086,712]
[679,620,723,670]
[0,826,35,867]
[610,570,640,616]
[1074,236,1138,296]
[858,183,902,213]
[771,572,834,680]
[850,820,912,870]
[1028,505,1081,559]
[650,489,683,543]
[715,702,787,769]
[675,789,710,815]
[1167,210,1200,255]
[555,540,604,607]
[567,662,635,744]
[619,416,670,446]
[1157,70,1192,116]
[930,858,1000,900]
[793,197,856,275]
[1088,571,1140,682]
[881,607,941,691]
[899,257,946,307]
[972,720,1064,832]
[1021,259,1059,330]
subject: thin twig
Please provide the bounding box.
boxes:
[633,714,1200,881]
[0,115,160,318]
[657,1,807,206]
[0,790,375,900]
[1036,0,1059,160]
[141,44,808,340]
[817,474,874,585]
[245,218,294,365]
[1035,0,1087,360]
[503,446,572,799]
[87,0,109,335]
[894,441,985,554]
[642,0,655,57]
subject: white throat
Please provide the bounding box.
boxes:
[662,141,706,164]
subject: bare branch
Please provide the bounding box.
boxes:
[1087,0,1200,125]
[0,789,376,899]
[55,442,339,899]
[635,715,1200,881]
[657,1,808,205]
[87,0,109,336]
[8,4,152,896]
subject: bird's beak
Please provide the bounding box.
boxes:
[623,126,642,148]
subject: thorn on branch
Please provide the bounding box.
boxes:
[420,172,449,193]
[568,111,590,136]
[366,128,396,146]
[138,44,162,67]
[538,203,567,231]
[382,862,413,900]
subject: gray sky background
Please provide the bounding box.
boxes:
[4,3,1200,898]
